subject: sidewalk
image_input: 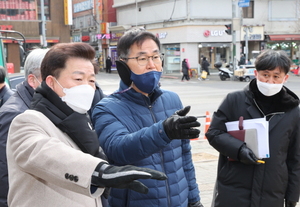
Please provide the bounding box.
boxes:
[161,68,219,80]
[191,138,218,206]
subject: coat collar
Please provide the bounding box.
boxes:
[15,81,35,108]
[244,79,299,131]
[115,80,163,106]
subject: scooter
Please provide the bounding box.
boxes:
[214,62,234,81]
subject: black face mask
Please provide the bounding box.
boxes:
[116,60,132,87]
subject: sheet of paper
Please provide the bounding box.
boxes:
[225,117,269,159]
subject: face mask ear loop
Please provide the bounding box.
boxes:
[34,76,41,85]
[54,77,64,90]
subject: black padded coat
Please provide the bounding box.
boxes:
[206,79,300,207]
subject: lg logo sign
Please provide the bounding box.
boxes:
[203,30,226,37]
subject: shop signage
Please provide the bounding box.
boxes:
[156,32,167,39]
[0,25,13,30]
[64,0,72,25]
[81,36,90,42]
[244,34,262,40]
[90,34,98,43]
[74,0,93,13]
[111,32,124,42]
[241,26,264,41]
[96,34,111,39]
[101,23,108,34]
[238,0,250,7]
[72,35,81,42]
[203,30,226,37]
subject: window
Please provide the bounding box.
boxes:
[242,1,254,18]
[269,0,297,21]
[37,0,50,20]
[0,0,50,21]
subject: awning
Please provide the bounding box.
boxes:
[3,39,59,43]
[269,34,300,41]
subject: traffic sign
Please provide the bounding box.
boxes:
[238,0,250,7]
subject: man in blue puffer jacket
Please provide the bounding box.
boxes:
[92,28,203,207]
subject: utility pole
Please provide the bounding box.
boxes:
[245,26,249,62]
[232,0,237,71]
[232,0,242,70]
[135,0,138,27]
[40,0,47,48]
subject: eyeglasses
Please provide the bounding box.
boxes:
[123,54,164,66]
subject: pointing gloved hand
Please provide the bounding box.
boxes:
[285,200,297,207]
[188,200,204,207]
[91,162,167,194]
[176,105,191,116]
[238,144,260,165]
[163,106,200,140]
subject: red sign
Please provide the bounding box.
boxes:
[203,30,210,37]
[81,36,90,42]
[0,25,13,30]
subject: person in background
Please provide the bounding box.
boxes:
[239,54,246,66]
[247,58,252,65]
[201,57,210,75]
[200,57,210,80]
[105,56,112,73]
[6,42,167,207]
[0,48,48,207]
[206,50,300,207]
[92,28,203,207]
[181,58,190,81]
[0,66,13,108]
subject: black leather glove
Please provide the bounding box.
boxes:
[163,107,200,140]
[188,200,204,207]
[238,144,260,165]
[285,200,297,207]
[92,162,167,194]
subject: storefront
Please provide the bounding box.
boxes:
[265,34,300,62]
[148,25,232,74]
[239,26,265,63]
[163,44,181,73]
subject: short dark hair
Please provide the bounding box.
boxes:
[0,66,6,83]
[40,43,96,80]
[255,50,291,74]
[117,28,161,59]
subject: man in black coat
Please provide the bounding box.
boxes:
[105,56,112,73]
[0,48,49,207]
[201,57,210,75]
[239,53,246,66]
[0,66,13,107]
[206,50,300,207]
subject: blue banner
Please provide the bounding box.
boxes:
[238,1,250,7]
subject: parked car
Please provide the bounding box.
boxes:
[8,75,25,91]
[234,65,256,82]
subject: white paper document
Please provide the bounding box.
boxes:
[225,117,269,159]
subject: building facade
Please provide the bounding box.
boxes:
[0,0,71,72]
[71,0,116,70]
[112,0,300,73]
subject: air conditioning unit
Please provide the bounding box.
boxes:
[89,26,97,31]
